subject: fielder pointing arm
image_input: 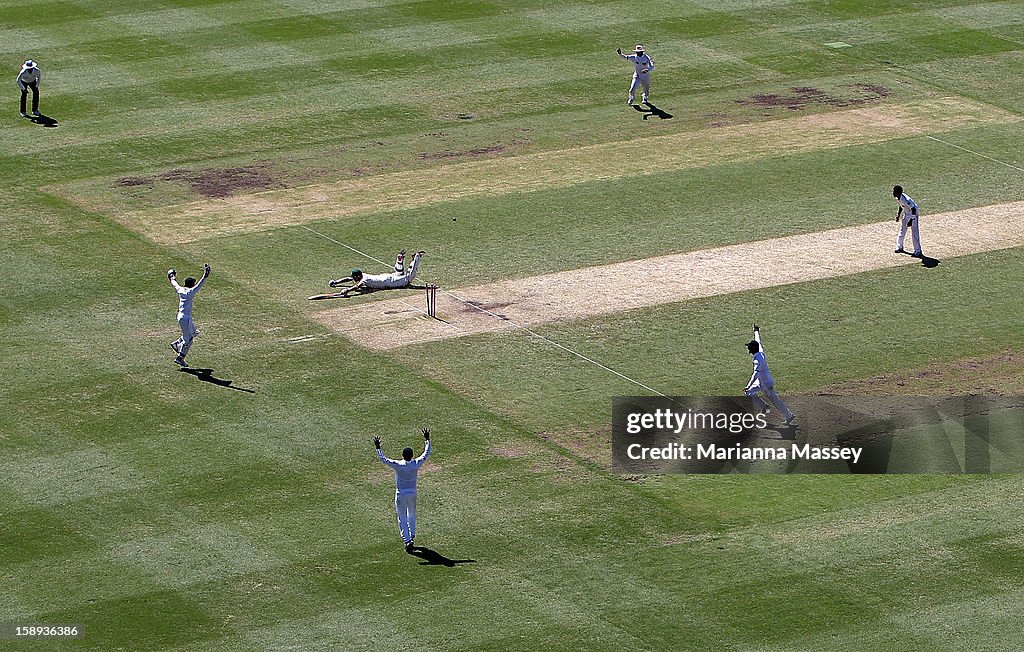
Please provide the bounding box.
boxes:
[744,325,764,393]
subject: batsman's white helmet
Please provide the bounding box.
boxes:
[24,59,36,68]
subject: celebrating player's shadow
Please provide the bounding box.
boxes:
[28,113,58,128]
[406,545,476,567]
[632,102,673,120]
[179,367,255,393]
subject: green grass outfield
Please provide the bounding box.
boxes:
[3,0,1024,649]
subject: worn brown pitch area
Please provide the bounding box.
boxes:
[107,97,1016,244]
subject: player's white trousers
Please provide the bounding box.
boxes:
[395,493,417,544]
[897,214,921,254]
[629,73,650,102]
[377,253,424,289]
[402,253,422,284]
[174,316,199,357]
[747,384,794,421]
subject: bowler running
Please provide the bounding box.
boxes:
[744,324,795,426]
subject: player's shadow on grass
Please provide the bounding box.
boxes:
[407,545,476,567]
[310,284,429,300]
[633,102,673,120]
[897,251,940,268]
[179,367,255,393]
[29,113,58,128]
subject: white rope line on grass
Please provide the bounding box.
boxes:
[300,225,392,266]
[926,135,1024,174]
[439,286,669,397]
[299,224,668,397]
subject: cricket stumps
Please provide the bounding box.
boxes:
[426,284,438,318]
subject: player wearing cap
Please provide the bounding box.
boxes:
[167,263,211,368]
[327,249,425,297]
[375,428,431,552]
[892,184,923,257]
[16,60,41,117]
[616,44,654,106]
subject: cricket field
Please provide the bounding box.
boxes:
[3,0,1024,649]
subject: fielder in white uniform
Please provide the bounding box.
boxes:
[375,428,431,552]
[16,60,41,117]
[167,263,210,368]
[617,44,654,105]
[744,324,795,426]
[329,249,424,297]
[893,185,922,257]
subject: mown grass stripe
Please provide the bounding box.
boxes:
[115,97,1017,244]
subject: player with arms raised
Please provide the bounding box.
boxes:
[167,263,210,368]
[375,428,431,552]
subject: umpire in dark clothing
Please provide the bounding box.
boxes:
[17,60,41,117]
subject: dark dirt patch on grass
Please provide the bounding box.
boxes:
[816,350,1024,396]
[116,176,151,187]
[418,145,507,161]
[115,165,282,198]
[175,166,281,198]
[736,84,892,111]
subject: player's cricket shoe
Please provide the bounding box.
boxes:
[20,112,28,117]
[894,248,906,254]
[174,356,189,368]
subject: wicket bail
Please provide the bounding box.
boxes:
[426,284,438,318]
